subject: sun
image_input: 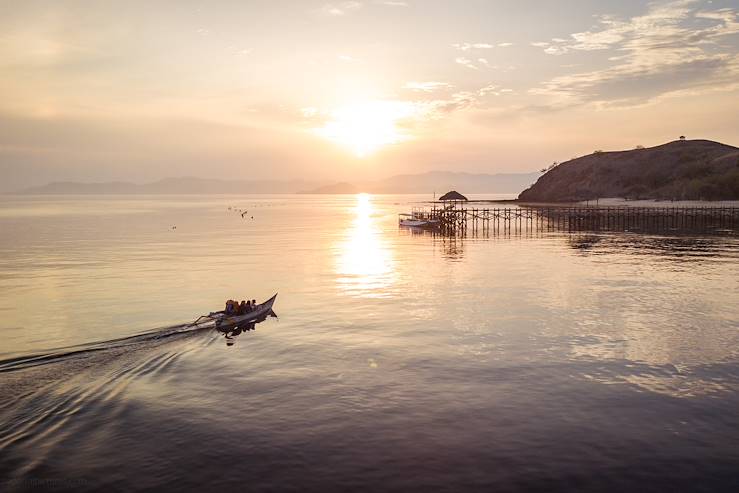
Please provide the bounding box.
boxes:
[314,100,417,157]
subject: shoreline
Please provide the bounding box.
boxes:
[422,197,739,208]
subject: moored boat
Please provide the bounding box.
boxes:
[399,216,430,227]
[399,209,439,229]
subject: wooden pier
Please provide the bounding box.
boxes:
[413,205,739,235]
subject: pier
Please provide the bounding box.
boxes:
[409,205,739,235]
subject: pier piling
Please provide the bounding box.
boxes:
[410,205,739,235]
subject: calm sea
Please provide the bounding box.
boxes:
[1,194,738,492]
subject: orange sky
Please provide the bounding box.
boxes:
[1,0,738,190]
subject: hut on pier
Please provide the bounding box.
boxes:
[435,190,468,230]
[438,190,468,209]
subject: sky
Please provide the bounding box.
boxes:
[1,0,738,190]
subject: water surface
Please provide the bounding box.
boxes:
[1,194,738,492]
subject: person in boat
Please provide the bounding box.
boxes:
[244,300,252,312]
[225,299,234,315]
[252,299,257,310]
[239,300,247,314]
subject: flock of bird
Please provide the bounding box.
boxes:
[229,206,253,220]
[171,205,258,230]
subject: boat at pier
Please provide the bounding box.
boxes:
[399,215,430,227]
[399,208,440,228]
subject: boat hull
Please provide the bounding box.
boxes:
[399,219,429,227]
[215,293,277,328]
[399,218,440,228]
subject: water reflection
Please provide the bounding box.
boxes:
[577,359,737,399]
[216,311,276,347]
[568,235,602,251]
[415,226,738,263]
[434,235,466,259]
[335,194,396,297]
[566,233,739,262]
[398,227,467,259]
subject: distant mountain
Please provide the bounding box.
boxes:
[518,139,739,202]
[19,177,321,195]
[302,171,540,194]
[371,171,540,194]
[19,171,540,195]
[300,182,358,194]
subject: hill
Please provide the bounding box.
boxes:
[19,177,320,195]
[302,171,539,194]
[300,182,358,194]
[19,171,539,195]
[518,139,739,202]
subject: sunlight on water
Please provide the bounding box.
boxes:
[1,195,738,492]
[335,193,396,297]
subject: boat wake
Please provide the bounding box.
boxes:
[0,309,279,481]
[0,319,225,472]
[0,319,214,374]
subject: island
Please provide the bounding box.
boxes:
[518,139,739,202]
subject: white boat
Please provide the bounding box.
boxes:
[399,217,430,227]
[399,210,439,228]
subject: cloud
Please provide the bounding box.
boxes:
[421,83,514,117]
[478,84,507,96]
[301,107,318,118]
[376,0,408,6]
[455,56,516,71]
[455,57,479,70]
[531,0,739,106]
[453,42,513,51]
[338,54,358,62]
[403,81,453,92]
[305,82,513,138]
[532,1,739,56]
[453,42,495,51]
[320,1,362,16]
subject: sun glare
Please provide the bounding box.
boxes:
[315,100,416,157]
[335,193,395,296]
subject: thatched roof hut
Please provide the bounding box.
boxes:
[438,190,468,201]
